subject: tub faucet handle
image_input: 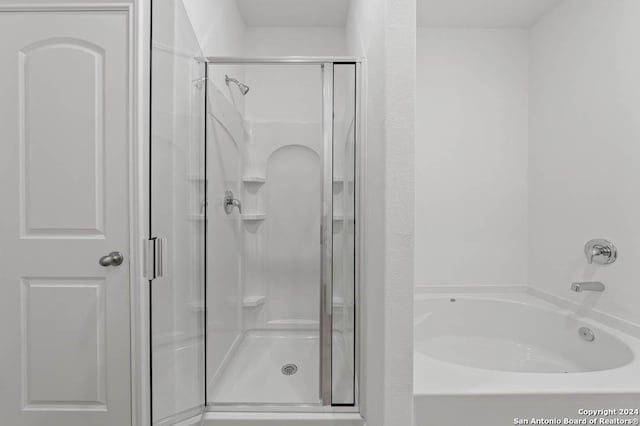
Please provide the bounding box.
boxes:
[584,239,617,265]
[224,190,242,214]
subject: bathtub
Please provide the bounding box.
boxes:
[414,287,640,426]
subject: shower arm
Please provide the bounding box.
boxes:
[225,74,250,95]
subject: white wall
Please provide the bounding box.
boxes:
[346,0,416,425]
[182,0,247,112]
[182,0,245,56]
[529,0,640,324]
[414,0,640,328]
[415,28,529,287]
[244,27,347,57]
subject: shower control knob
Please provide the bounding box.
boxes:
[584,239,617,265]
[99,251,124,267]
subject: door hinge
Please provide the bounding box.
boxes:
[144,237,166,280]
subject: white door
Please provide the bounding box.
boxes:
[0,9,131,426]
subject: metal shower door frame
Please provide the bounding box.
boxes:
[203,57,361,412]
[320,62,334,406]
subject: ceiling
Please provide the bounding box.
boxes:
[236,0,351,27]
[417,0,563,28]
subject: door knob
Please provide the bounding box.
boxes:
[99,251,124,267]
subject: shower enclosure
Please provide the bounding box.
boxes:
[204,59,359,409]
[148,7,360,422]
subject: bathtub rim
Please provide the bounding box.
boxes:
[415,284,640,339]
[414,295,636,374]
[413,286,640,396]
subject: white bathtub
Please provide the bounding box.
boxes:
[414,287,640,426]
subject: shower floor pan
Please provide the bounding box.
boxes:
[209,329,353,406]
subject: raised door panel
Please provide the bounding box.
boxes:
[22,277,107,410]
[19,38,106,238]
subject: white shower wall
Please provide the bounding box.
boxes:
[240,68,323,330]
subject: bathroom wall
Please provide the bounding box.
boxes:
[182,0,244,56]
[346,0,416,424]
[414,0,640,327]
[529,0,640,324]
[183,2,348,58]
[244,27,347,57]
[182,0,247,111]
[415,28,529,287]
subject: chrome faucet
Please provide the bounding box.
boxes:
[584,239,617,265]
[571,281,605,292]
[224,190,242,214]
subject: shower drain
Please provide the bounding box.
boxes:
[281,364,298,376]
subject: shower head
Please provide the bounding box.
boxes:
[225,75,250,95]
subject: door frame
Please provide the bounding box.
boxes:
[0,1,151,425]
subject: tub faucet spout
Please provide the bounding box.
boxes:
[571,281,605,292]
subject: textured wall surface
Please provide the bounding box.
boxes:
[347,0,416,424]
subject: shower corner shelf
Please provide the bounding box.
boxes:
[187,174,207,182]
[242,295,266,308]
[188,214,207,221]
[242,176,266,184]
[241,213,266,221]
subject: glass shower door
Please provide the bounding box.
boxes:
[206,62,324,406]
[331,63,357,406]
[204,60,358,409]
[149,50,358,415]
[149,0,206,423]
